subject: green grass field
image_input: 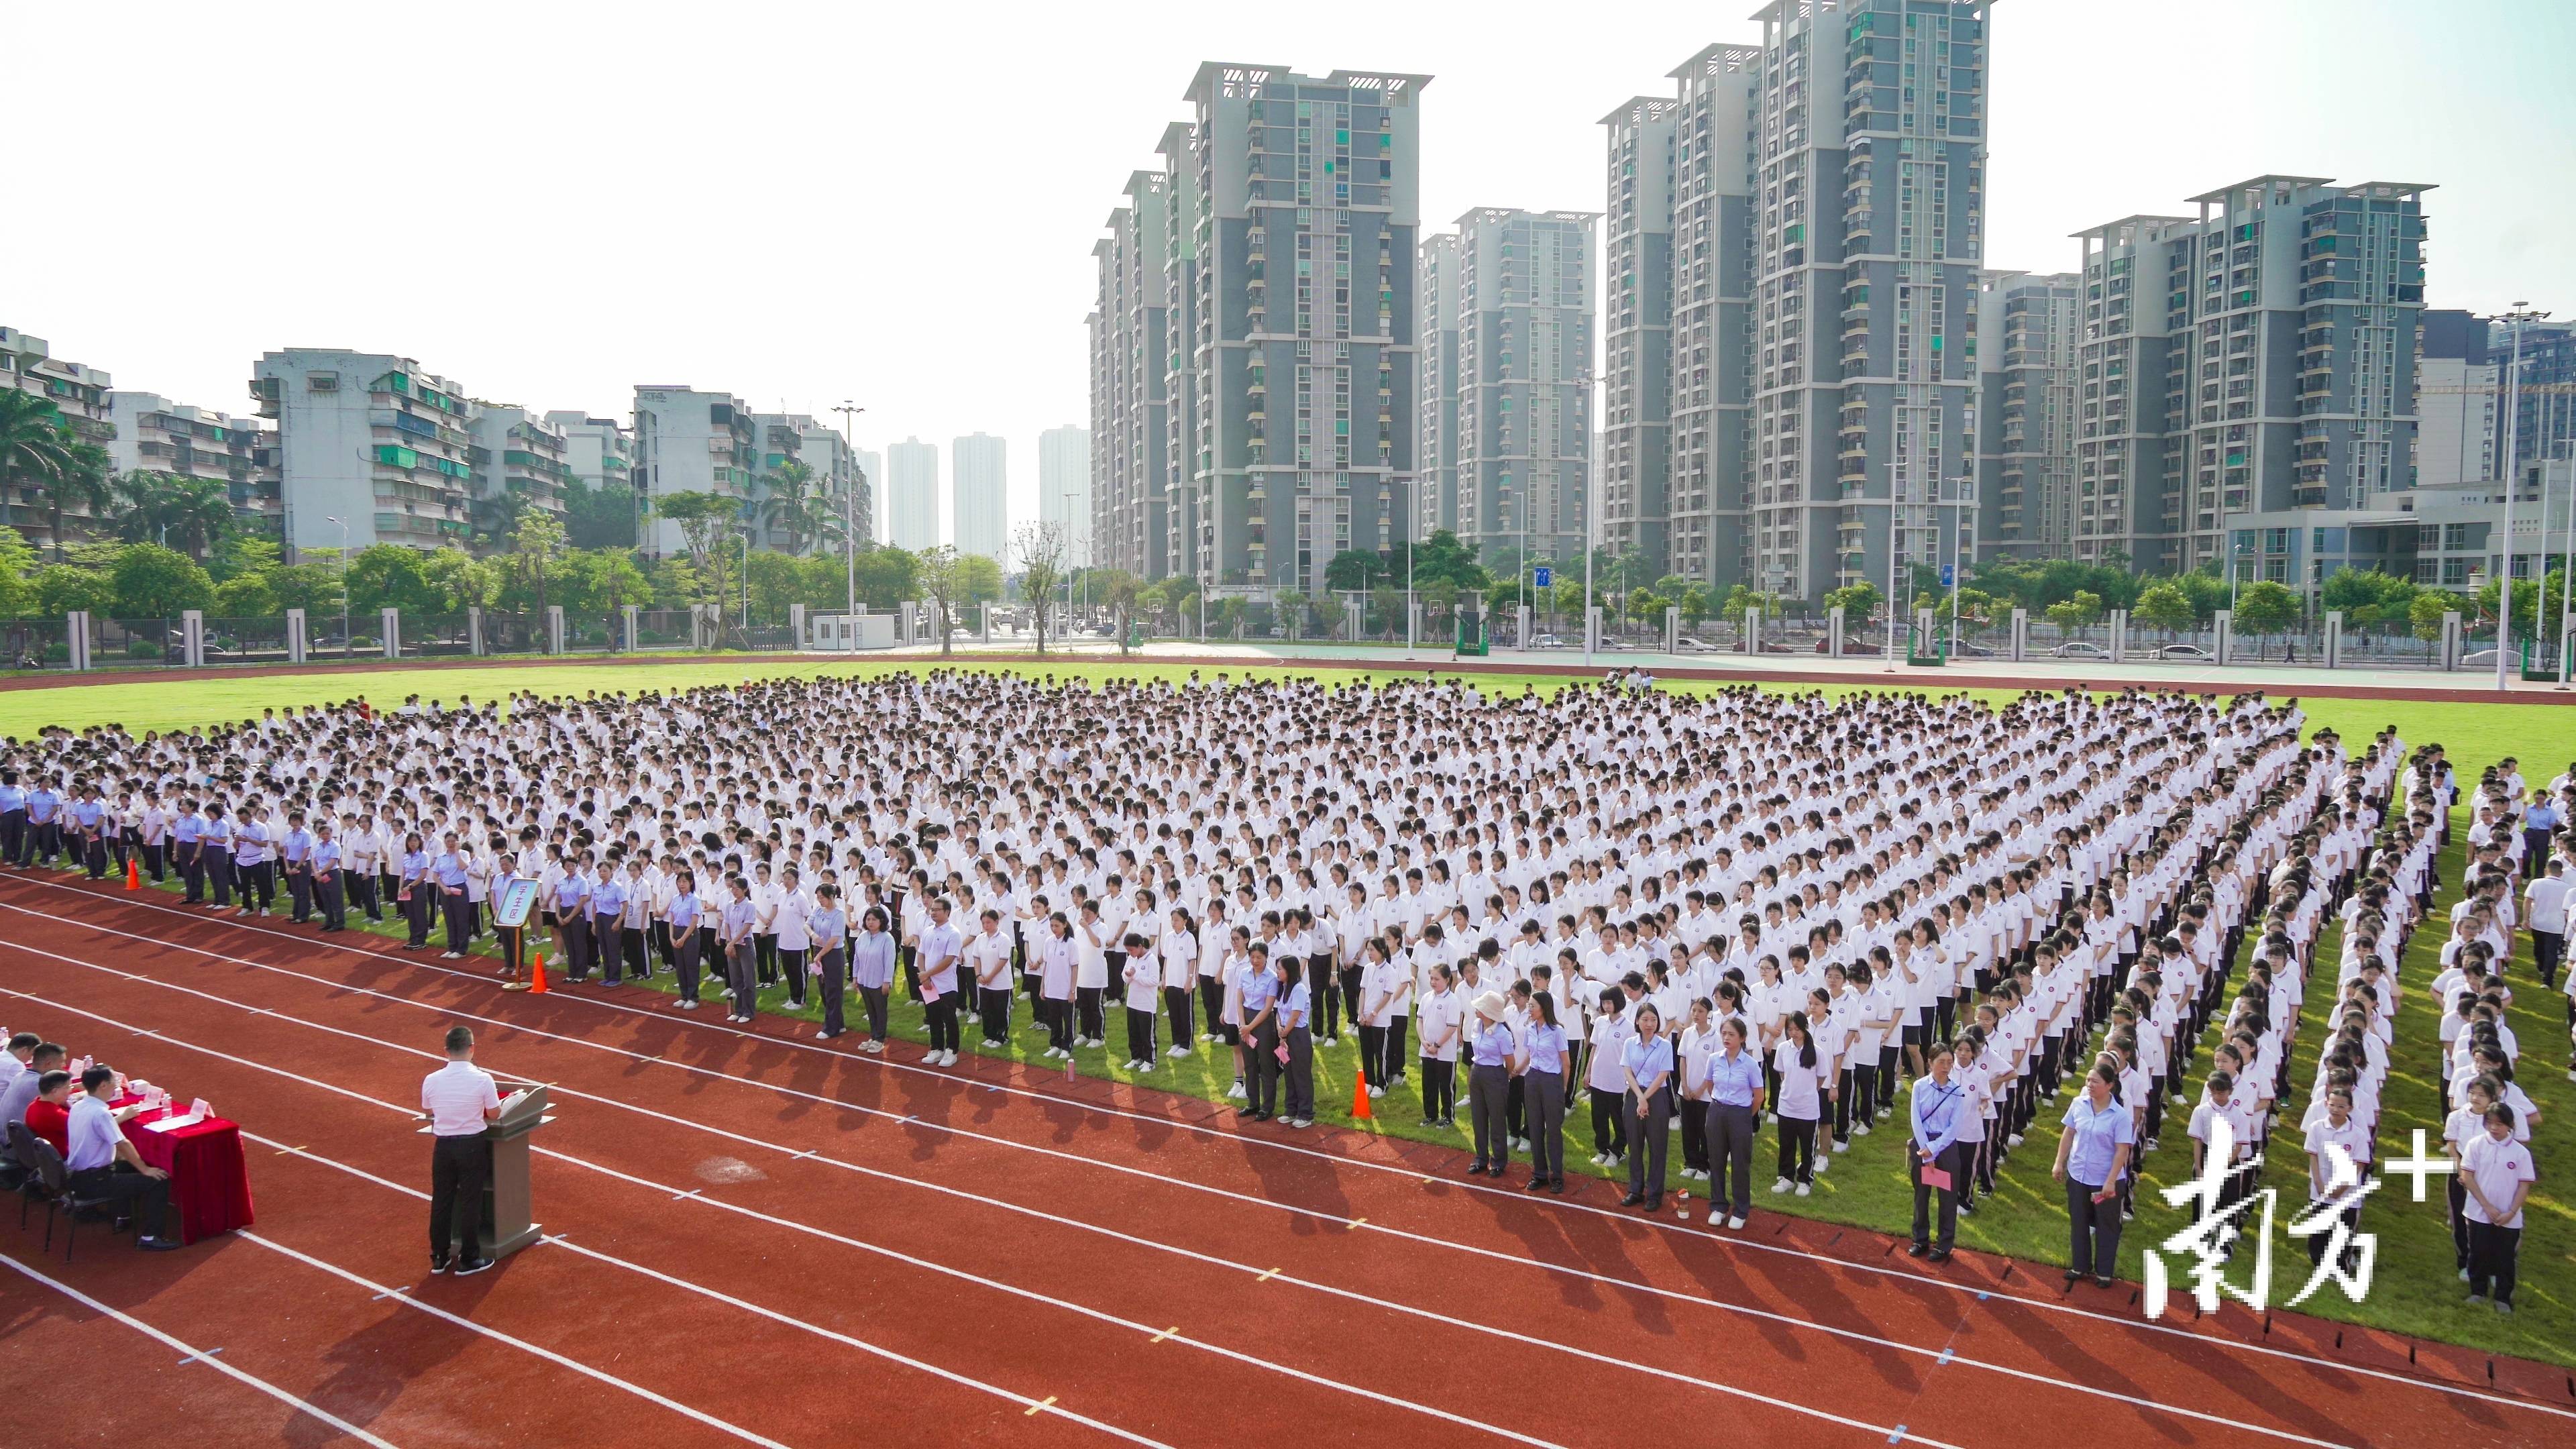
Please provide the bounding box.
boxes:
[15,654,2575,1364]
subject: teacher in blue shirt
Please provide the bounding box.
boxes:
[1620,1002,1675,1210]
[2053,1061,2136,1289]
[1907,1040,1966,1261]
[1464,991,1515,1176]
[1701,1018,1765,1228]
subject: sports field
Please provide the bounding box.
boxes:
[10,657,2565,1371]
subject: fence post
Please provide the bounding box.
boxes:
[1828,604,1845,658]
[543,605,564,654]
[789,603,807,648]
[180,610,205,667]
[1346,597,1362,643]
[2213,608,2235,665]
[2108,608,2129,663]
[2322,609,2343,669]
[466,606,484,657]
[65,611,90,672]
[1744,606,1760,653]
[286,608,308,664]
[380,607,401,660]
[622,604,639,653]
[2440,610,2462,670]
[1583,604,1600,656]
[2009,606,2027,661]
[1664,605,1680,654]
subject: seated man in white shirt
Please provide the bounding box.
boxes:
[64,1065,181,1251]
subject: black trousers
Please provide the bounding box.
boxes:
[1076,985,1106,1042]
[621,926,650,985]
[1306,960,1335,1037]
[1680,1098,1711,1171]
[1627,1087,1672,1200]
[440,888,471,953]
[1247,1022,1281,1114]
[1164,983,1194,1049]
[1043,993,1075,1051]
[286,863,313,920]
[1708,1102,1757,1216]
[1357,1024,1387,1086]
[68,1163,170,1240]
[674,933,702,1002]
[1125,1005,1158,1061]
[2468,1220,2522,1305]
[1283,1026,1314,1119]
[1469,1063,1513,1170]
[428,1134,488,1259]
[1590,1085,1629,1158]
[239,858,274,911]
[556,916,591,975]
[403,888,434,947]
[1525,1073,1568,1183]
[2065,1176,2122,1278]
[350,870,381,920]
[924,993,961,1053]
[1419,1058,1456,1122]
[1777,1115,1817,1184]
[814,949,846,1036]
[978,985,1013,1043]
[728,944,759,1016]
[1911,1141,1962,1251]
[206,852,235,906]
[0,808,22,865]
[1197,977,1224,1040]
[860,985,890,1042]
[314,873,346,930]
[178,842,205,901]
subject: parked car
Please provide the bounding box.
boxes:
[2049,641,2109,659]
[1674,636,1717,652]
[2155,643,2212,661]
[2460,648,2500,669]
[1529,633,1569,649]
[1953,639,1997,656]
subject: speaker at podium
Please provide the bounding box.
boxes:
[421,1081,553,1260]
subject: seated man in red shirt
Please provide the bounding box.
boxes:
[22,1070,73,1155]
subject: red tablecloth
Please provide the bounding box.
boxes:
[111,1097,254,1244]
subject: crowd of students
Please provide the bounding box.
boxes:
[0,671,2561,1305]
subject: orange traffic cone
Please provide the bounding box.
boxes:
[528,950,549,995]
[125,858,140,891]
[1350,1064,1373,1122]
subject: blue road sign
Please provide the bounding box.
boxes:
[1533,566,1552,588]
[1939,564,1955,587]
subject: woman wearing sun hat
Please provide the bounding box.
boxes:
[1465,990,1516,1177]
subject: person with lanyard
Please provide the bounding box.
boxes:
[773,866,813,1010]
[851,905,898,1053]
[809,884,849,1040]
[916,897,965,1065]
[64,1065,180,1252]
[2052,1060,2135,1289]
[1907,1040,1967,1262]
[421,1026,501,1276]
[397,831,434,950]
[1238,945,1283,1122]
[199,802,235,909]
[280,810,315,923]
[433,833,474,959]
[550,858,592,979]
[0,768,26,868]
[1464,991,1516,1176]
[617,857,655,985]
[1277,954,1315,1128]
[1620,1002,1675,1210]
[172,796,205,902]
[721,874,761,1024]
[1513,991,1573,1193]
[1701,1017,1764,1228]
[232,797,273,915]
[138,789,170,882]
[663,871,705,1010]
[967,908,1015,1046]
[70,785,107,879]
[310,818,347,932]
[25,776,60,868]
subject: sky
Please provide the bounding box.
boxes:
[7,1,2572,545]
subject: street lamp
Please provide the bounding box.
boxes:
[323,513,350,653]
[2497,305,2551,691]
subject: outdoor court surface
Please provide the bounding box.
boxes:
[3,872,2569,1449]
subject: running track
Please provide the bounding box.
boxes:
[1,873,2567,1449]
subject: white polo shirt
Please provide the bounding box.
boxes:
[421,1059,500,1138]
[2459,1130,2536,1230]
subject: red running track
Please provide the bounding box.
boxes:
[0,873,2568,1449]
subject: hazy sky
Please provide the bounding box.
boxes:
[8,1,2571,543]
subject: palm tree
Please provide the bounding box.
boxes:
[473,484,529,548]
[759,460,817,555]
[40,438,111,556]
[0,390,78,545]
[108,470,233,557]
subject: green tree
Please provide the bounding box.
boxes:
[343,543,438,616]
[268,549,347,617]
[744,547,804,625]
[211,572,278,618]
[758,460,822,556]
[2232,580,2300,640]
[509,511,568,625]
[1823,579,1883,622]
[1103,569,1145,654]
[852,546,918,610]
[1389,530,1489,591]
[651,492,742,610]
[0,528,35,617]
[557,548,651,621]
[2410,590,2457,643]
[107,471,237,559]
[0,392,79,547]
[955,553,1004,608]
[564,479,641,551]
[914,545,968,656]
[2043,589,2104,631]
[108,542,215,618]
[1322,547,1387,594]
[38,437,111,557]
[1013,521,1070,655]
[419,546,498,612]
[210,533,280,584]
[33,562,114,616]
[2132,580,2196,634]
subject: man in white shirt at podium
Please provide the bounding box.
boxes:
[423,1025,501,1276]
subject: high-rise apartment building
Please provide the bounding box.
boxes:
[886,437,938,551]
[631,386,755,558]
[466,402,573,539]
[952,432,1007,561]
[1971,270,2080,558]
[751,413,867,553]
[106,390,280,540]
[250,349,474,555]
[1038,425,1093,566]
[1088,64,1428,593]
[2414,356,2499,489]
[1417,231,1462,537]
[1600,45,1761,588]
[1748,0,1992,604]
[1093,170,1175,578]
[2074,177,2430,582]
[3,325,117,549]
[1421,208,1597,567]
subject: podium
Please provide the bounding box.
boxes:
[423,1083,552,1260]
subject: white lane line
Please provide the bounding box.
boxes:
[11,987,1584,1449]
[15,979,2323,1449]
[236,1232,796,1449]
[9,888,2563,1427]
[0,1251,405,1449]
